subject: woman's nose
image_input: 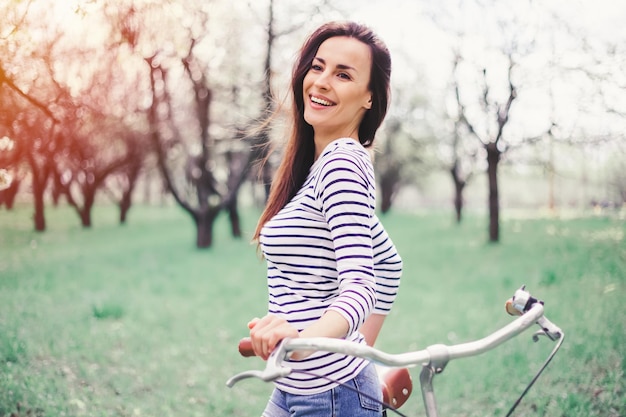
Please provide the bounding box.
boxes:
[313,71,331,89]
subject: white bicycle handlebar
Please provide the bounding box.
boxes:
[227,298,562,387]
[226,286,564,417]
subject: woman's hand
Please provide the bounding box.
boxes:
[247,310,351,360]
[247,314,299,360]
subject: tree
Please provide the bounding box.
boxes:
[145,40,252,248]
[1,0,146,229]
[463,55,517,242]
[374,115,428,214]
[102,131,145,224]
[425,0,552,242]
[0,136,18,206]
[143,0,347,246]
[241,0,341,206]
[1,1,70,230]
[0,62,58,230]
[423,0,626,238]
[443,52,481,223]
[146,55,252,247]
[51,113,140,227]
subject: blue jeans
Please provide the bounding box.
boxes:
[261,362,382,417]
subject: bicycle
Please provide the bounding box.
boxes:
[227,286,565,417]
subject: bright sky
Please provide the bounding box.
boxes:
[342,0,626,139]
[3,0,623,202]
[12,0,626,142]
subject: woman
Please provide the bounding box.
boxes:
[249,21,403,417]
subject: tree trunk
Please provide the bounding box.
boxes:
[0,179,20,209]
[33,190,46,232]
[227,197,242,238]
[30,165,48,232]
[195,208,220,248]
[120,191,131,224]
[79,210,91,227]
[119,163,140,224]
[450,161,466,224]
[379,168,400,214]
[262,161,272,202]
[486,143,501,242]
[79,188,96,228]
[51,175,62,207]
[380,181,393,214]
[453,181,464,224]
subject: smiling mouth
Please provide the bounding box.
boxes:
[310,96,334,107]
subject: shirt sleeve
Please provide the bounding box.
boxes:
[315,150,377,336]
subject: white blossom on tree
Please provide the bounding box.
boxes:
[0,137,14,190]
[0,169,12,191]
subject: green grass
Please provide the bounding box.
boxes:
[0,203,624,417]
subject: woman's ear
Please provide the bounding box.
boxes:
[364,95,373,110]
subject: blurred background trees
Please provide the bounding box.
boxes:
[1,0,624,247]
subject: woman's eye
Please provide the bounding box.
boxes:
[311,64,323,71]
[338,72,351,80]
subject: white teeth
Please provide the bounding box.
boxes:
[311,96,333,106]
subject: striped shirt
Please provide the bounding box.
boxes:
[259,138,403,395]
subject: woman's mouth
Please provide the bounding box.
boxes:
[310,95,335,107]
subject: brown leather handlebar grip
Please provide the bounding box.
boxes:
[505,299,523,316]
[238,337,256,357]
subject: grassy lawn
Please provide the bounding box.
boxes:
[0,203,624,417]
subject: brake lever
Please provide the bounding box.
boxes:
[226,338,293,388]
[506,286,563,343]
[532,316,563,342]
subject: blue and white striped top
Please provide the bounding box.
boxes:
[259,138,403,395]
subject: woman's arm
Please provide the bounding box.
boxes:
[360,313,386,346]
[248,311,350,360]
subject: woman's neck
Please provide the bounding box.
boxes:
[314,131,359,160]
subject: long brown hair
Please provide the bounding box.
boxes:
[253,21,392,241]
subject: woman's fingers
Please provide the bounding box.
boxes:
[252,316,283,359]
[248,315,278,358]
[248,315,298,360]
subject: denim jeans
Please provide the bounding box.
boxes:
[261,362,382,417]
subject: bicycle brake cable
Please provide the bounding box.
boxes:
[295,370,411,417]
[505,332,565,416]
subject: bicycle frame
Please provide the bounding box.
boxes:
[227,287,564,417]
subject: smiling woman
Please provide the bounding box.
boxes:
[303,36,373,154]
[246,21,402,417]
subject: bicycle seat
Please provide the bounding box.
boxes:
[378,366,413,409]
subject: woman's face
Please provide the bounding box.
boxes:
[302,36,372,142]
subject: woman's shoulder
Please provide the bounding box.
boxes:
[319,138,372,165]
[313,138,375,189]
